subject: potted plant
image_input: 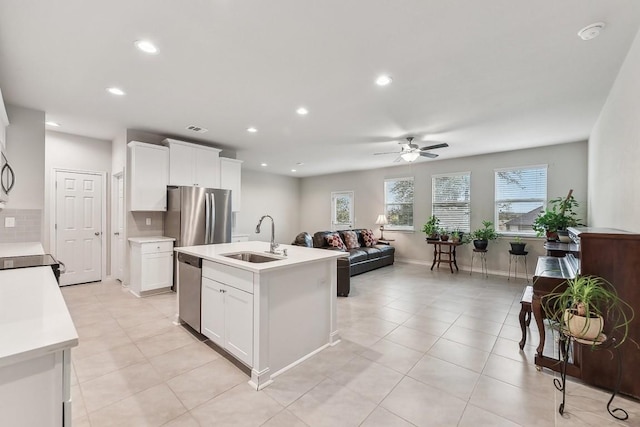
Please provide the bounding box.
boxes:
[471,220,498,250]
[451,231,461,243]
[533,190,581,242]
[439,228,450,242]
[422,215,440,241]
[542,275,634,346]
[509,236,527,254]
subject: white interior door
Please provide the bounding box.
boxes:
[55,171,102,286]
[113,173,124,281]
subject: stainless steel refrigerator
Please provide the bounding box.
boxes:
[165,186,232,332]
[164,186,232,247]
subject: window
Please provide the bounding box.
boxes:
[331,191,354,230]
[495,165,547,235]
[384,177,414,230]
[432,172,471,232]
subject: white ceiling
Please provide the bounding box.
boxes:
[1,1,639,177]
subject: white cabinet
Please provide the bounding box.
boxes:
[201,260,253,366]
[219,158,243,212]
[163,138,221,188]
[128,237,175,297]
[0,88,8,150]
[128,141,169,211]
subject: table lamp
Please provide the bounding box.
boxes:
[375,214,389,240]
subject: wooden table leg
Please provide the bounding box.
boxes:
[430,244,437,270]
[532,294,546,357]
[453,246,459,271]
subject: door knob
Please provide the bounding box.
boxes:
[95,232,100,236]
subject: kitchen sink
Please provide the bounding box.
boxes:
[221,252,283,263]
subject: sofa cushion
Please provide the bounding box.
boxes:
[374,244,395,256]
[313,231,333,248]
[325,232,347,251]
[291,232,313,247]
[361,229,378,247]
[347,249,368,263]
[341,230,361,249]
[359,246,382,259]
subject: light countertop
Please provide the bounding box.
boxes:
[175,241,346,273]
[0,242,45,257]
[0,266,78,368]
[128,236,176,244]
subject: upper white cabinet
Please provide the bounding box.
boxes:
[128,141,169,211]
[219,158,243,212]
[0,88,9,150]
[162,138,221,188]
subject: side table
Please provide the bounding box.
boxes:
[428,241,461,273]
[470,249,488,278]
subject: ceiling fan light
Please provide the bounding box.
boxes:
[401,152,420,162]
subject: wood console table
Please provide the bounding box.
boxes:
[428,241,461,273]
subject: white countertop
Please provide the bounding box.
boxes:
[0,242,45,257]
[128,236,176,244]
[175,241,346,273]
[0,266,78,368]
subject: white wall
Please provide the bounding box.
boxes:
[4,105,45,209]
[44,131,113,253]
[589,28,640,232]
[236,169,301,244]
[300,141,588,275]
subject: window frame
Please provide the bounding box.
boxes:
[384,177,414,231]
[331,191,354,230]
[431,171,471,233]
[494,164,548,237]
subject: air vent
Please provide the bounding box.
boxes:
[185,125,209,133]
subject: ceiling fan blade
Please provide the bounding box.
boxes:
[420,142,449,151]
[393,156,403,163]
[419,152,439,158]
[373,151,401,155]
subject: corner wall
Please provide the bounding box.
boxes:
[300,142,588,275]
[589,28,640,232]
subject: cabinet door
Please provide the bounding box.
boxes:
[168,142,195,186]
[141,252,173,291]
[201,277,225,347]
[195,147,220,188]
[129,142,169,211]
[224,285,253,366]
[220,158,242,211]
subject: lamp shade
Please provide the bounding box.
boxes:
[375,214,389,225]
[401,151,420,162]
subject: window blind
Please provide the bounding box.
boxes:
[432,172,471,232]
[494,165,547,234]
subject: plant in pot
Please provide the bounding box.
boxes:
[532,190,581,242]
[451,231,461,243]
[422,215,440,241]
[509,236,527,254]
[439,228,450,242]
[542,275,634,346]
[471,220,498,250]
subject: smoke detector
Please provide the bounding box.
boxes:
[578,22,605,41]
[185,125,208,133]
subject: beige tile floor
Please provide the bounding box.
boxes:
[61,263,640,426]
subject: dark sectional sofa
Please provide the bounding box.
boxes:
[292,229,395,297]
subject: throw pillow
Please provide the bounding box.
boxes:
[325,233,347,251]
[361,229,378,247]
[342,230,360,249]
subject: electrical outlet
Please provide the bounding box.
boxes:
[145,218,151,226]
[4,217,15,228]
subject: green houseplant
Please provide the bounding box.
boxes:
[509,236,526,254]
[471,220,498,250]
[422,215,440,241]
[533,190,581,241]
[542,275,634,346]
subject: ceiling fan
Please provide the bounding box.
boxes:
[374,137,449,162]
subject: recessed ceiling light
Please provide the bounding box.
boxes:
[376,75,393,86]
[578,22,605,41]
[296,107,308,116]
[291,169,297,172]
[45,121,60,127]
[260,163,268,167]
[247,127,257,133]
[107,87,125,96]
[135,40,159,54]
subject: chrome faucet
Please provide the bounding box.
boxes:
[255,215,279,254]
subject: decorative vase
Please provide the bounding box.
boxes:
[509,242,526,254]
[473,239,488,250]
[440,234,449,242]
[546,231,558,242]
[563,309,604,341]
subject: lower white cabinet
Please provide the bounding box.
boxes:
[201,270,253,366]
[128,237,175,296]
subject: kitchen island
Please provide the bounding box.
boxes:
[175,241,345,389]
[0,242,78,427]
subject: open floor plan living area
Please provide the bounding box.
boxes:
[2,1,640,426]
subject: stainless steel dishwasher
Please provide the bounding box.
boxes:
[177,252,203,332]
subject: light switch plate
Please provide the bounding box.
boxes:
[4,217,15,228]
